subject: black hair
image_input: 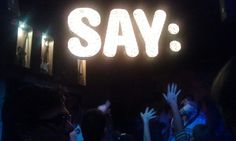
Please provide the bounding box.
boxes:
[81,108,106,141]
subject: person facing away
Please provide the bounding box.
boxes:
[211,57,236,140]
[81,108,106,141]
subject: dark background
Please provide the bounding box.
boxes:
[1,0,235,134]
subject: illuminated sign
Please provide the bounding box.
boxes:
[68,8,180,58]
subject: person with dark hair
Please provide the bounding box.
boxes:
[2,84,73,141]
[179,97,206,136]
[17,46,26,66]
[81,109,106,141]
[211,57,236,140]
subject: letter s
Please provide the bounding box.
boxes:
[68,8,101,58]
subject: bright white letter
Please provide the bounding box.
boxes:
[103,9,139,57]
[68,8,101,58]
[133,9,166,57]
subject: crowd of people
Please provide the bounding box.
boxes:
[1,57,235,141]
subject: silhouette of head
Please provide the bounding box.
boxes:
[81,109,106,141]
[212,57,236,130]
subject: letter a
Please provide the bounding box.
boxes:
[103,9,139,57]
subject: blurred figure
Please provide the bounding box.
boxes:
[158,111,172,141]
[17,46,26,66]
[97,100,111,115]
[212,57,236,140]
[97,100,116,141]
[179,97,206,136]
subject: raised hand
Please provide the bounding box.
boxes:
[140,107,157,123]
[162,83,181,106]
[141,107,157,141]
[97,100,111,114]
[69,124,84,141]
[162,83,184,132]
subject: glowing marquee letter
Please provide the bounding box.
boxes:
[68,8,101,58]
[133,9,166,57]
[103,9,139,57]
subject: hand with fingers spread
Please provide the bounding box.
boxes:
[162,83,181,106]
[140,107,157,141]
[162,83,184,133]
[140,107,157,124]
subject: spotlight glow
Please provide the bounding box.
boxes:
[42,34,47,40]
[17,27,24,37]
[170,40,181,52]
[19,22,26,29]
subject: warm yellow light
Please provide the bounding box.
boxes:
[44,40,49,46]
[103,9,139,57]
[170,40,181,52]
[17,27,24,37]
[168,23,179,34]
[133,9,166,57]
[68,8,101,58]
